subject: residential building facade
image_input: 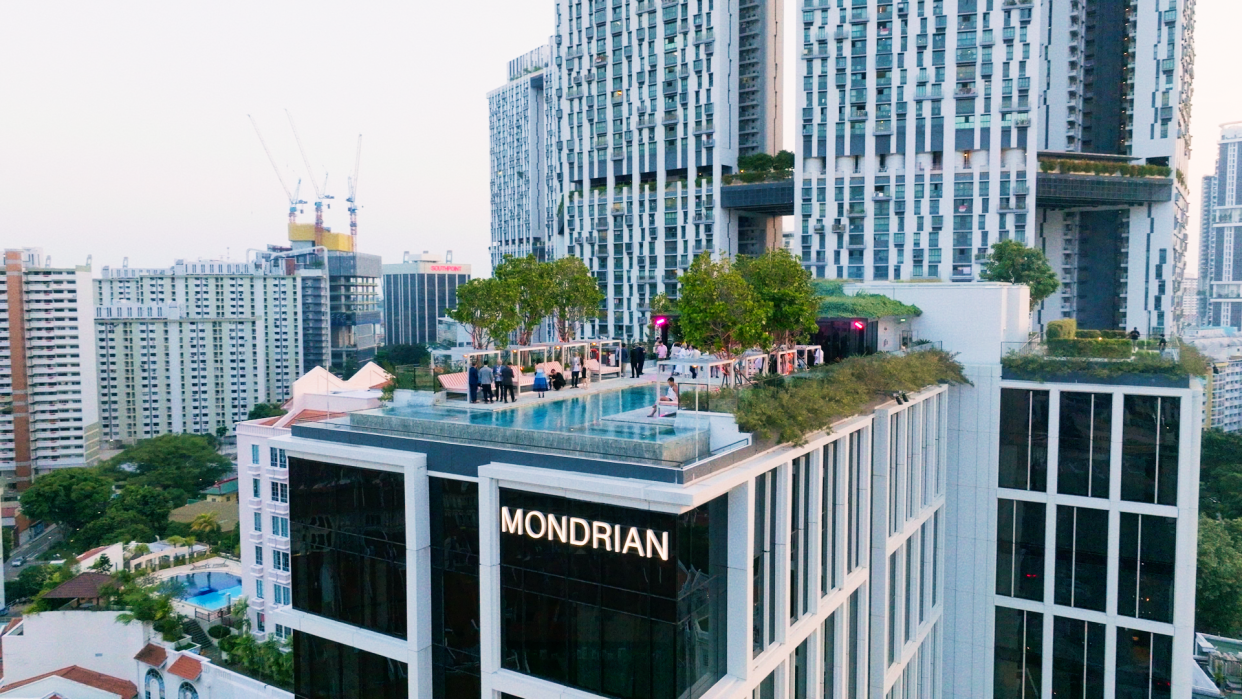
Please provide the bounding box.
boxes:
[541,0,783,341]
[0,248,100,491]
[490,47,554,268]
[94,259,307,441]
[236,281,1204,699]
[1201,123,1242,330]
[1186,326,1242,432]
[382,253,471,347]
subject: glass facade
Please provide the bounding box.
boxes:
[1052,616,1105,699]
[999,389,1049,491]
[429,477,480,698]
[995,498,1045,601]
[1121,395,1180,505]
[1115,628,1173,699]
[994,607,1042,699]
[1058,392,1112,498]
[755,467,780,656]
[499,488,728,699]
[1118,513,1177,623]
[289,458,406,639]
[1054,506,1108,611]
[293,631,408,699]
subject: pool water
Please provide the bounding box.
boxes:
[185,584,243,611]
[381,385,699,443]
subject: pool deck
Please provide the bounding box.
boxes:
[449,372,662,411]
[148,556,242,583]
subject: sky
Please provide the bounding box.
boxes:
[0,1,1238,277]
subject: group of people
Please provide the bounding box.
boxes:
[468,361,519,404]
[619,343,648,378]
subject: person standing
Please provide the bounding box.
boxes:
[478,362,494,403]
[533,365,549,398]
[814,346,824,366]
[656,341,667,361]
[500,361,516,403]
[632,344,646,378]
[1128,327,1141,352]
[571,354,582,389]
[468,361,480,403]
[620,344,630,373]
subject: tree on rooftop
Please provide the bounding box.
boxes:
[979,239,1060,308]
[494,254,554,346]
[448,277,518,349]
[19,468,112,531]
[773,150,794,170]
[246,403,286,421]
[677,253,771,359]
[548,256,604,341]
[737,249,819,349]
[374,343,430,367]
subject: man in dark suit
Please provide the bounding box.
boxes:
[631,344,646,378]
[468,361,480,403]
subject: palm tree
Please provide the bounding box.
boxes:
[190,512,222,538]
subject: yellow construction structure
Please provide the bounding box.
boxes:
[288,223,355,253]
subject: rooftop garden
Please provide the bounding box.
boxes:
[722,151,794,185]
[1038,158,1172,178]
[1001,319,1210,381]
[813,280,923,319]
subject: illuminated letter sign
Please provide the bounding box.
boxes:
[499,506,669,560]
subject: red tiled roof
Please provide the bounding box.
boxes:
[288,409,348,424]
[76,545,111,562]
[167,655,202,681]
[41,573,113,600]
[257,416,283,426]
[0,666,137,698]
[2,617,22,636]
[133,644,167,667]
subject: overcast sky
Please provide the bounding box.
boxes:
[0,1,1237,277]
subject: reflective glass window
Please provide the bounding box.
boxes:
[294,631,408,699]
[1118,513,1177,623]
[823,611,837,699]
[999,389,1050,491]
[823,441,840,595]
[755,468,779,656]
[1054,506,1108,611]
[1053,616,1105,699]
[994,607,1042,699]
[1115,628,1173,699]
[1058,392,1112,498]
[996,499,1045,601]
[430,478,480,699]
[1121,395,1180,505]
[791,453,812,621]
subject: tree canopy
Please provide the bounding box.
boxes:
[101,433,231,502]
[1194,430,1242,636]
[677,253,772,358]
[737,249,819,347]
[448,276,517,349]
[246,403,286,421]
[979,239,1060,308]
[19,469,112,531]
[494,255,555,346]
[374,343,430,367]
[549,257,604,341]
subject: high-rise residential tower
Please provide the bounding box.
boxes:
[489,47,554,267]
[94,259,309,441]
[0,248,100,491]
[1200,123,1242,329]
[544,0,784,341]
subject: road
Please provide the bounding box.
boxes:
[4,525,62,581]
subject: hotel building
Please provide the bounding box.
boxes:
[0,248,100,491]
[382,253,472,347]
[236,281,1204,698]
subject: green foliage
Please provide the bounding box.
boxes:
[1045,319,1077,339]
[448,277,518,349]
[110,485,173,534]
[375,343,430,367]
[208,624,233,640]
[89,554,113,572]
[737,152,774,172]
[115,582,183,641]
[1198,430,1242,520]
[813,280,922,319]
[736,249,819,347]
[773,150,794,170]
[494,254,555,346]
[246,403,286,421]
[677,253,772,358]
[718,349,968,445]
[6,564,54,602]
[75,510,155,551]
[220,632,293,690]
[1045,338,1133,359]
[215,425,228,439]
[1196,516,1242,637]
[979,240,1060,308]
[101,434,230,504]
[1001,344,1208,381]
[549,256,604,341]
[1039,158,1172,178]
[20,469,112,531]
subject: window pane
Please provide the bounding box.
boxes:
[999,389,1049,491]
[1116,628,1173,699]
[996,499,1046,601]
[1054,506,1109,611]
[1118,513,1177,623]
[1122,395,1180,505]
[1053,616,1105,699]
[994,607,1043,699]
[823,612,837,699]
[1058,392,1112,498]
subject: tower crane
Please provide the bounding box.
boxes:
[248,114,305,223]
[346,135,362,239]
[285,110,334,243]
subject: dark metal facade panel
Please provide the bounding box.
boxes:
[719,181,795,216]
[1036,173,1173,209]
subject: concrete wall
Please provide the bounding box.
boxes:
[1,611,145,687]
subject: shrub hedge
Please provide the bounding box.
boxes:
[1046,338,1133,359]
[1045,319,1077,340]
[1038,159,1172,178]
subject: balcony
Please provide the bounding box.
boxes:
[267,535,290,551]
[248,530,263,544]
[269,501,289,516]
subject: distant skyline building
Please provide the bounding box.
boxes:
[0,248,100,491]
[1201,123,1242,329]
[1186,327,1242,432]
[489,46,554,268]
[94,259,309,442]
[382,252,471,346]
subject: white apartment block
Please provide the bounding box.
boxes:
[1185,327,1242,432]
[232,281,1204,699]
[1200,123,1242,330]
[0,248,100,490]
[489,47,554,267]
[94,260,307,442]
[542,0,783,341]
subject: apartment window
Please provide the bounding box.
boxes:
[252,479,260,498]
[251,444,260,464]
[254,512,262,533]
[994,607,1042,699]
[275,584,291,606]
[848,588,863,699]
[996,499,1045,601]
[1053,617,1105,698]
[888,551,899,665]
[270,481,288,503]
[847,431,865,573]
[255,579,264,599]
[822,611,837,699]
[1059,392,1112,497]
[999,389,1049,491]
[754,467,780,656]
[1054,506,1108,611]
[271,516,289,538]
[1121,395,1180,505]
[1116,628,1173,699]
[790,638,809,698]
[822,441,839,594]
[791,453,812,621]
[257,613,265,634]
[1118,513,1176,623]
[255,546,264,567]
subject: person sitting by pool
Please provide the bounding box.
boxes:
[649,377,679,417]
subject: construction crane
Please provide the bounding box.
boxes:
[285,110,334,242]
[346,134,362,239]
[248,114,305,223]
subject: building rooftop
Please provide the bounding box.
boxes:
[132,644,167,668]
[0,665,137,699]
[41,573,112,601]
